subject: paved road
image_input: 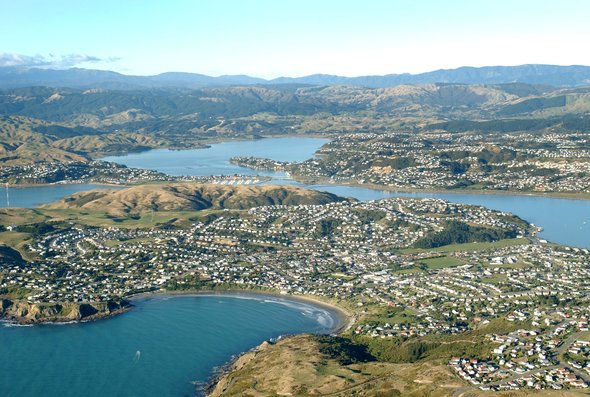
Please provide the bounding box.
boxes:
[451,364,562,397]
[556,331,590,383]
[451,326,587,397]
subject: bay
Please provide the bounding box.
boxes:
[2,136,590,397]
[0,294,341,397]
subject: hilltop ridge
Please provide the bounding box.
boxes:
[1,64,590,89]
[43,183,349,215]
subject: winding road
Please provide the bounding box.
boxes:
[451,327,589,397]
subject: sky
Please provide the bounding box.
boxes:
[1,0,589,78]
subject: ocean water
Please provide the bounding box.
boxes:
[0,295,340,397]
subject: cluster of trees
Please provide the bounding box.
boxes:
[440,147,524,164]
[0,245,25,265]
[440,160,470,175]
[354,209,387,224]
[314,218,344,239]
[414,221,517,249]
[315,335,375,365]
[498,95,566,116]
[16,222,56,236]
[361,335,492,363]
[374,156,416,170]
[427,115,590,134]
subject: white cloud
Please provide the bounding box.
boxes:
[0,53,119,69]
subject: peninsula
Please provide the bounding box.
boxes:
[6,182,589,395]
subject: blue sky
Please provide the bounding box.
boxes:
[1,0,588,77]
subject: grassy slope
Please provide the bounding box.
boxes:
[208,331,588,397]
[1,83,589,168]
[42,183,349,216]
[208,334,462,397]
[0,116,88,165]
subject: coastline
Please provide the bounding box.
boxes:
[127,288,353,334]
[2,181,128,189]
[90,133,329,160]
[199,337,277,397]
[0,299,132,326]
[6,176,590,202]
[182,289,353,397]
[0,288,354,396]
[1,288,353,333]
[299,179,590,201]
[1,289,351,397]
[2,131,589,201]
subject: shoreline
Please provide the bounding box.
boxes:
[2,181,128,189]
[2,131,589,201]
[300,179,590,201]
[90,133,330,160]
[1,288,353,334]
[1,289,351,397]
[4,176,590,202]
[0,301,132,326]
[127,288,353,334]
[1,288,354,396]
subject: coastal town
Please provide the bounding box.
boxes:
[2,189,590,392]
[3,128,590,200]
[0,197,527,304]
[0,160,270,185]
[4,1,590,395]
[232,131,590,194]
[2,128,590,395]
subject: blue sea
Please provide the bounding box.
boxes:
[0,295,340,397]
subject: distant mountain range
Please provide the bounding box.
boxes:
[1,64,590,90]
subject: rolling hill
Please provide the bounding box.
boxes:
[1,83,581,125]
[44,183,349,215]
[1,80,590,167]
